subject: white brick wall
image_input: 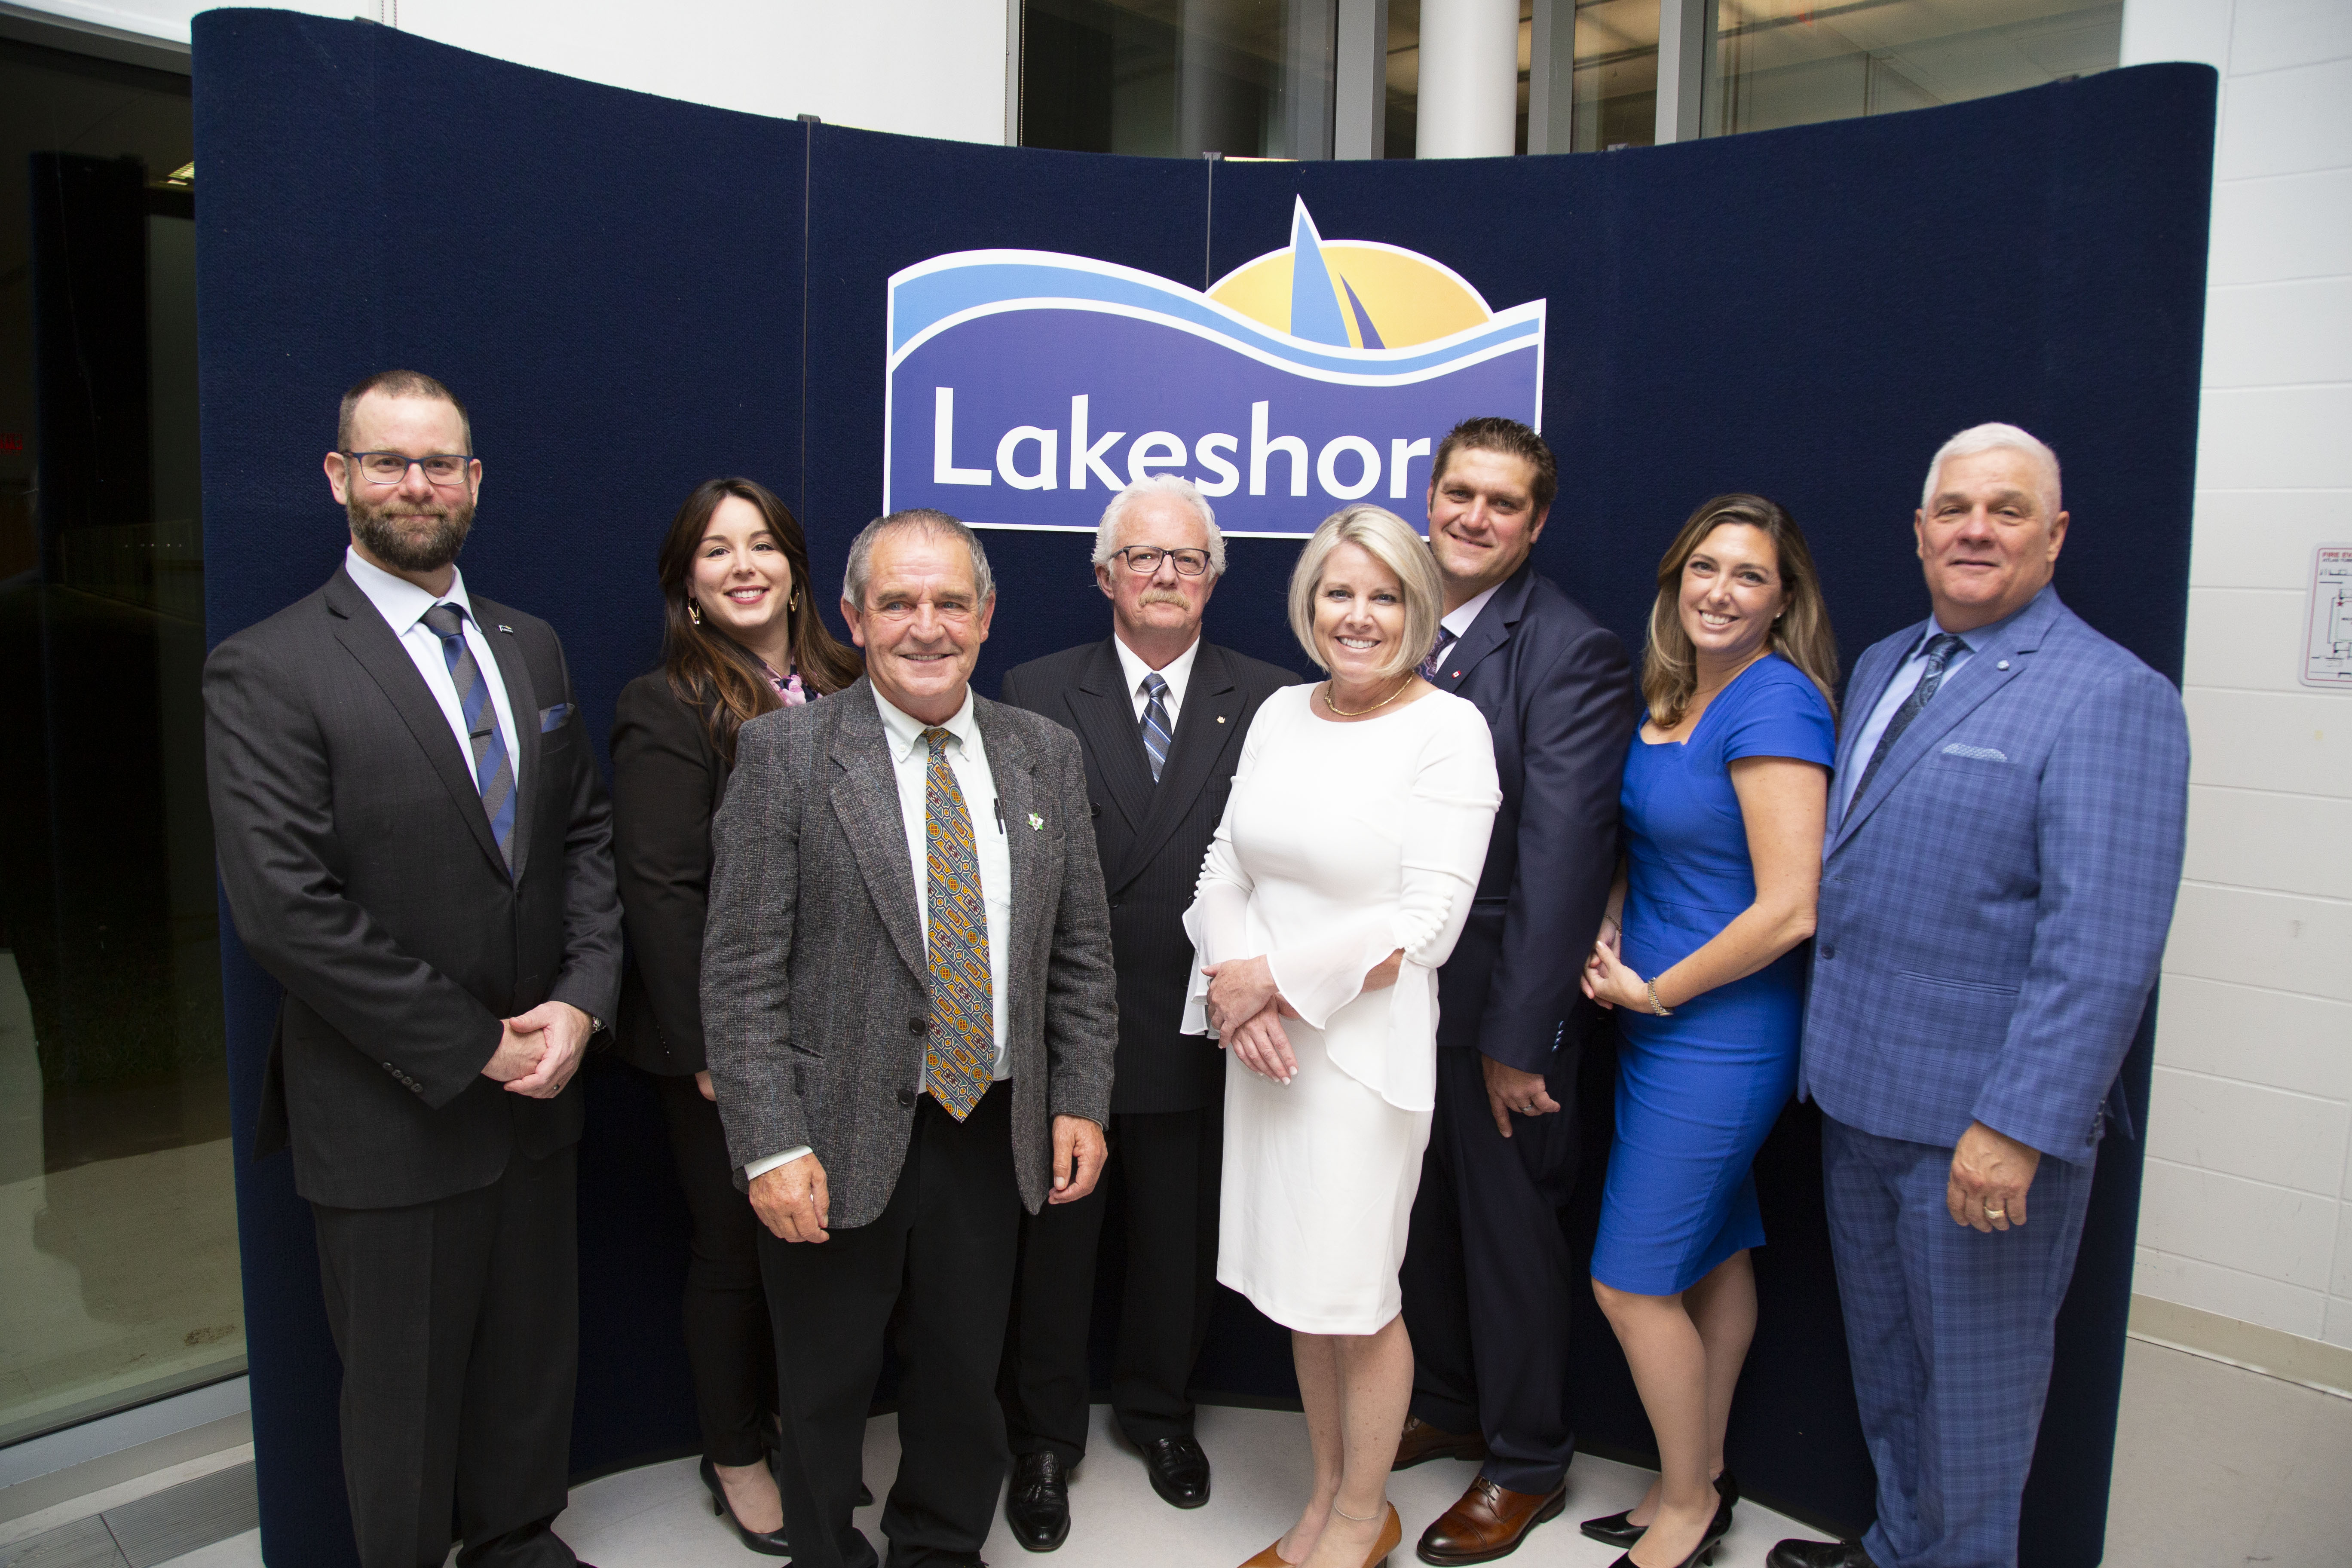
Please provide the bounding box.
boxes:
[2122,0,2352,1350]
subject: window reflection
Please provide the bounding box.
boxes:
[0,38,241,1446]
[1022,0,1339,158]
[1707,0,2122,137]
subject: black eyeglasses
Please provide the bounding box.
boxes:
[1111,546,1211,577]
[343,450,475,487]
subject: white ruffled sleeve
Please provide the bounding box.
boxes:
[1180,705,1270,1037]
[1267,699,1501,1111]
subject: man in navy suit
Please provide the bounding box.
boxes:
[1769,424,2189,1568]
[1397,419,1640,1564]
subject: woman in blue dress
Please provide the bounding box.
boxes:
[1576,494,1840,1568]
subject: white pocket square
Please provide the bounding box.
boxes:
[1942,741,2007,763]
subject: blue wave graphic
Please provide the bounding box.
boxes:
[890,257,1538,381]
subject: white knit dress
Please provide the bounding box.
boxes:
[1183,685,1500,1334]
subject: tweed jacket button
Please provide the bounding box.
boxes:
[898,1088,917,1109]
[909,1016,928,1035]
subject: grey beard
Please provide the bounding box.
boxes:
[349,498,472,573]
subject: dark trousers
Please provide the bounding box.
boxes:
[311,1144,580,1568]
[760,1087,1023,1568]
[999,1107,1222,1464]
[1823,1116,2095,1568]
[1399,1045,1582,1495]
[655,1070,777,1467]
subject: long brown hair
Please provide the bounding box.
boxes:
[1642,493,1839,729]
[656,478,862,764]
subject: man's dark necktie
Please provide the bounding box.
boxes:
[420,602,517,873]
[1853,631,1967,803]
[1139,671,1173,784]
[1419,627,1458,683]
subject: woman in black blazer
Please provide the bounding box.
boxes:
[610,478,861,1556]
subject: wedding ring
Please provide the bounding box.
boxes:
[1984,1206,2006,1218]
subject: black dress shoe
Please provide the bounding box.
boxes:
[1004,1452,1072,1552]
[1137,1434,1211,1508]
[700,1455,793,1556]
[1580,1470,1739,1548]
[1765,1541,1876,1568]
[1602,1492,1732,1568]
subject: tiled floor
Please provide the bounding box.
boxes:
[6,1338,2348,1566]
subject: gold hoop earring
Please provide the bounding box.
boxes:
[790,591,800,612]
[688,600,702,626]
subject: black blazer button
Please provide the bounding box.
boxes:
[897,1087,916,1109]
[910,1016,928,1035]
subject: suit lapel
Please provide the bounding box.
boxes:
[1436,562,1534,687]
[975,699,1048,976]
[1831,594,2058,853]
[472,594,539,882]
[1824,628,1917,843]
[323,568,508,877]
[1069,639,1156,833]
[827,683,929,984]
[1112,642,1242,894]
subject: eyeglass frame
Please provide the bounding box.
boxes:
[338,450,479,488]
[1108,545,1212,577]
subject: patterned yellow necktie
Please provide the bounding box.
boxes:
[922,726,992,1118]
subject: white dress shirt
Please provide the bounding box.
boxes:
[1111,632,1201,729]
[1439,581,1503,643]
[746,683,1014,1180]
[344,547,522,792]
[1837,589,2041,820]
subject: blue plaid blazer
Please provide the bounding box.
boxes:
[1800,587,2190,1164]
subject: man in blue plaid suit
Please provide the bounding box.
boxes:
[1767,424,2190,1568]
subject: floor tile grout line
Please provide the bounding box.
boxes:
[2128,1330,2352,1402]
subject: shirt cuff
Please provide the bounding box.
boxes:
[744,1146,812,1180]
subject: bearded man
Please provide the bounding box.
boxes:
[204,369,622,1568]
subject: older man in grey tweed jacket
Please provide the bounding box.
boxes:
[701,508,1118,1568]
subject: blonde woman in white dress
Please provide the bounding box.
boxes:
[1184,505,1501,1568]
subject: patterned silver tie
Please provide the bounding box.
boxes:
[1139,672,1174,784]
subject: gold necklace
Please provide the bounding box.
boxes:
[1322,674,1414,719]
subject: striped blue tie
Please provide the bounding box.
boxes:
[420,602,517,874]
[1139,671,1173,784]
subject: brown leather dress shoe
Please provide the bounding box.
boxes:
[1415,1476,1568,1565]
[1392,1416,1489,1471]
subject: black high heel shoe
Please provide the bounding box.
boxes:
[1603,1491,1733,1568]
[1580,1471,1738,1549]
[701,1455,793,1557]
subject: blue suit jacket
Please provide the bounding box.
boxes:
[1431,562,1640,1074]
[1801,587,2189,1165]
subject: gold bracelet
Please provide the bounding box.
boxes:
[1645,979,1673,1017]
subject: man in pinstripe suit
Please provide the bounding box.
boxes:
[1770,425,2190,1568]
[992,477,1296,1549]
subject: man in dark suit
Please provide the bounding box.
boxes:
[204,370,623,1568]
[1768,426,2189,1568]
[701,508,1119,1568]
[1398,417,1641,1564]
[992,477,1296,1550]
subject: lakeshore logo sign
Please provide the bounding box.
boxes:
[883,199,1546,537]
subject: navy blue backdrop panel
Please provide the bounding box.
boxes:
[193,3,2212,1560]
[193,10,812,1564]
[1189,66,2214,1561]
[797,124,1235,687]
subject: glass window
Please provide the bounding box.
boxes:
[1021,0,1338,159]
[0,35,238,1447]
[1706,0,2123,138]
[1571,0,1663,150]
